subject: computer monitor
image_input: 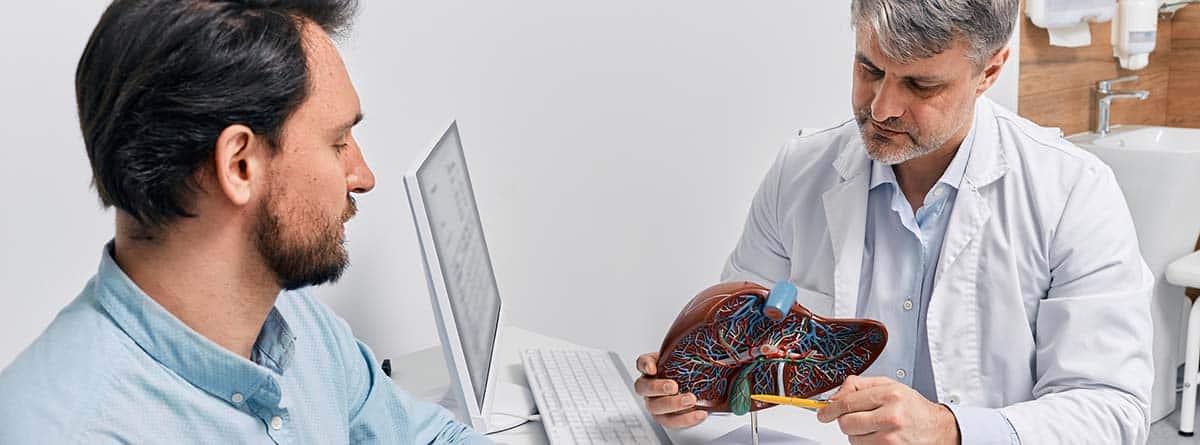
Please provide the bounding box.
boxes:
[403,121,510,432]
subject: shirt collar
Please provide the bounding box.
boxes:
[93,241,295,408]
[868,111,979,193]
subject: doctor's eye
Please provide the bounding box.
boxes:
[859,63,884,79]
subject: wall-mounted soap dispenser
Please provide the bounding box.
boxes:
[1112,0,1161,70]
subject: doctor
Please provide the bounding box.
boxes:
[635,0,1153,444]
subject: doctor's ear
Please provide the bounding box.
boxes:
[211,124,270,207]
[975,47,1011,97]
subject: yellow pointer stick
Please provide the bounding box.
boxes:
[750,394,831,410]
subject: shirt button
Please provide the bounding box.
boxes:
[270,416,283,430]
[902,299,914,311]
[947,395,960,404]
[895,369,907,379]
[231,393,244,403]
[933,187,944,197]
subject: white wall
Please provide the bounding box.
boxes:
[0,1,1018,372]
[0,1,119,367]
[990,15,1022,112]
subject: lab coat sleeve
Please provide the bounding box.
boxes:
[946,404,1020,445]
[721,146,792,285]
[998,163,1154,445]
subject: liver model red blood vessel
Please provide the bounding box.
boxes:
[657,281,887,415]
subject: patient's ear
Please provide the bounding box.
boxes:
[211,124,268,207]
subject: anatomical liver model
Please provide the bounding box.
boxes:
[657,281,887,415]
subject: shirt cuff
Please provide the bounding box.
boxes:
[944,403,1020,445]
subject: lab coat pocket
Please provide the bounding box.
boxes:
[795,287,835,317]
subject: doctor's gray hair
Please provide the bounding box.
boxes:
[851,0,1019,69]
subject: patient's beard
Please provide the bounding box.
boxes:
[254,190,357,291]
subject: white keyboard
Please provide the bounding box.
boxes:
[521,348,671,445]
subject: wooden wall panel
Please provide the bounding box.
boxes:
[1020,70,1170,133]
[1020,21,1173,96]
[1174,6,1200,41]
[1168,6,1200,128]
[1018,9,1175,135]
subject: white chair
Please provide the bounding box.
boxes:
[1171,250,1200,436]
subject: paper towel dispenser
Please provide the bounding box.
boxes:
[1026,0,1115,47]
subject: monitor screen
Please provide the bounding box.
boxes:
[414,125,502,410]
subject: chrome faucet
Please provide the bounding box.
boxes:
[1094,76,1150,136]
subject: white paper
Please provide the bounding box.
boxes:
[703,425,822,445]
[1048,22,1092,47]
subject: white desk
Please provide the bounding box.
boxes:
[390,325,849,444]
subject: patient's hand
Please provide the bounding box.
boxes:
[634,352,708,429]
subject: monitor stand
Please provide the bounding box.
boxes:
[483,382,537,433]
[433,381,537,434]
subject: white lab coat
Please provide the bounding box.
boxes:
[722,97,1154,444]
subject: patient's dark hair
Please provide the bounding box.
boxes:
[76,0,358,227]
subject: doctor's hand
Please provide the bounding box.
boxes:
[633,352,708,429]
[816,375,960,445]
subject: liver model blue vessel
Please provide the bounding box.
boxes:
[763,281,798,321]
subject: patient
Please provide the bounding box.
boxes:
[0,1,488,443]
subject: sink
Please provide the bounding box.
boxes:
[1068,125,1200,422]
[1081,126,1200,151]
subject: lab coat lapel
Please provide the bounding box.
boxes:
[927,98,1007,405]
[823,139,871,319]
[927,182,991,405]
[934,185,992,287]
[934,99,1006,290]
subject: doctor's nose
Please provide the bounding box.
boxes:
[870,80,907,122]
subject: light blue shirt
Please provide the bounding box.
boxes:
[857,120,1018,444]
[0,243,491,444]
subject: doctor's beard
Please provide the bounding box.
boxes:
[854,106,956,166]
